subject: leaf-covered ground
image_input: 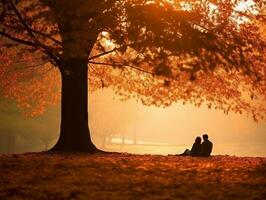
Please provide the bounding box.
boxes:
[0,153,265,200]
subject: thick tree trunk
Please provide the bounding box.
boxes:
[50,58,98,152]
[46,1,102,152]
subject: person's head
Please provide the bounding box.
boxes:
[195,136,201,144]
[203,134,208,141]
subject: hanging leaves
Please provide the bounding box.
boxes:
[0,0,265,121]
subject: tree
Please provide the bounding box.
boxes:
[0,0,266,152]
[89,89,138,149]
[0,98,60,152]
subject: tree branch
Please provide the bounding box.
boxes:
[10,1,35,39]
[88,61,154,75]
[4,60,49,76]
[0,30,36,47]
[0,29,59,66]
[88,63,103,79]
[9,1,59,66]
[88,48,117,60]
[1,23,62,46]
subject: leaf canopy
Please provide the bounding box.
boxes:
[0,0,266,120]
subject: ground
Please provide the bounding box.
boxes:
[0,153,265,200]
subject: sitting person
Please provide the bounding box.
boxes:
[199,134,213,157]
[178,136,202,156]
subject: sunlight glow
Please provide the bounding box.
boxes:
[235,0,257,12]
[89,89,266,157]
[180,1,192,11]
[232,0,258,24]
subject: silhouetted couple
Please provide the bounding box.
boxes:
[179,134,213,157]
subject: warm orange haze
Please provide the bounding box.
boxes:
[90,89,266,157]
[1,88,265,156]
[0,0,266,155]
[1,0,266,200]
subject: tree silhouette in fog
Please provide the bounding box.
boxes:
[0,0,265,152]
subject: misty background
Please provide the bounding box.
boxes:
[0,88,265,156]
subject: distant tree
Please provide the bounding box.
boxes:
[0,98,59,152]
[0,0,265,152]
[89,90,137,149]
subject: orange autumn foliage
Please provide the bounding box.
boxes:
[0,0,266,120]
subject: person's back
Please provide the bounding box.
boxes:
[200,134,213,157]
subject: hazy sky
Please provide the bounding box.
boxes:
[89,89,266,156]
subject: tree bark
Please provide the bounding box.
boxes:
[50,58,98,152]
[45,1,102,152]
